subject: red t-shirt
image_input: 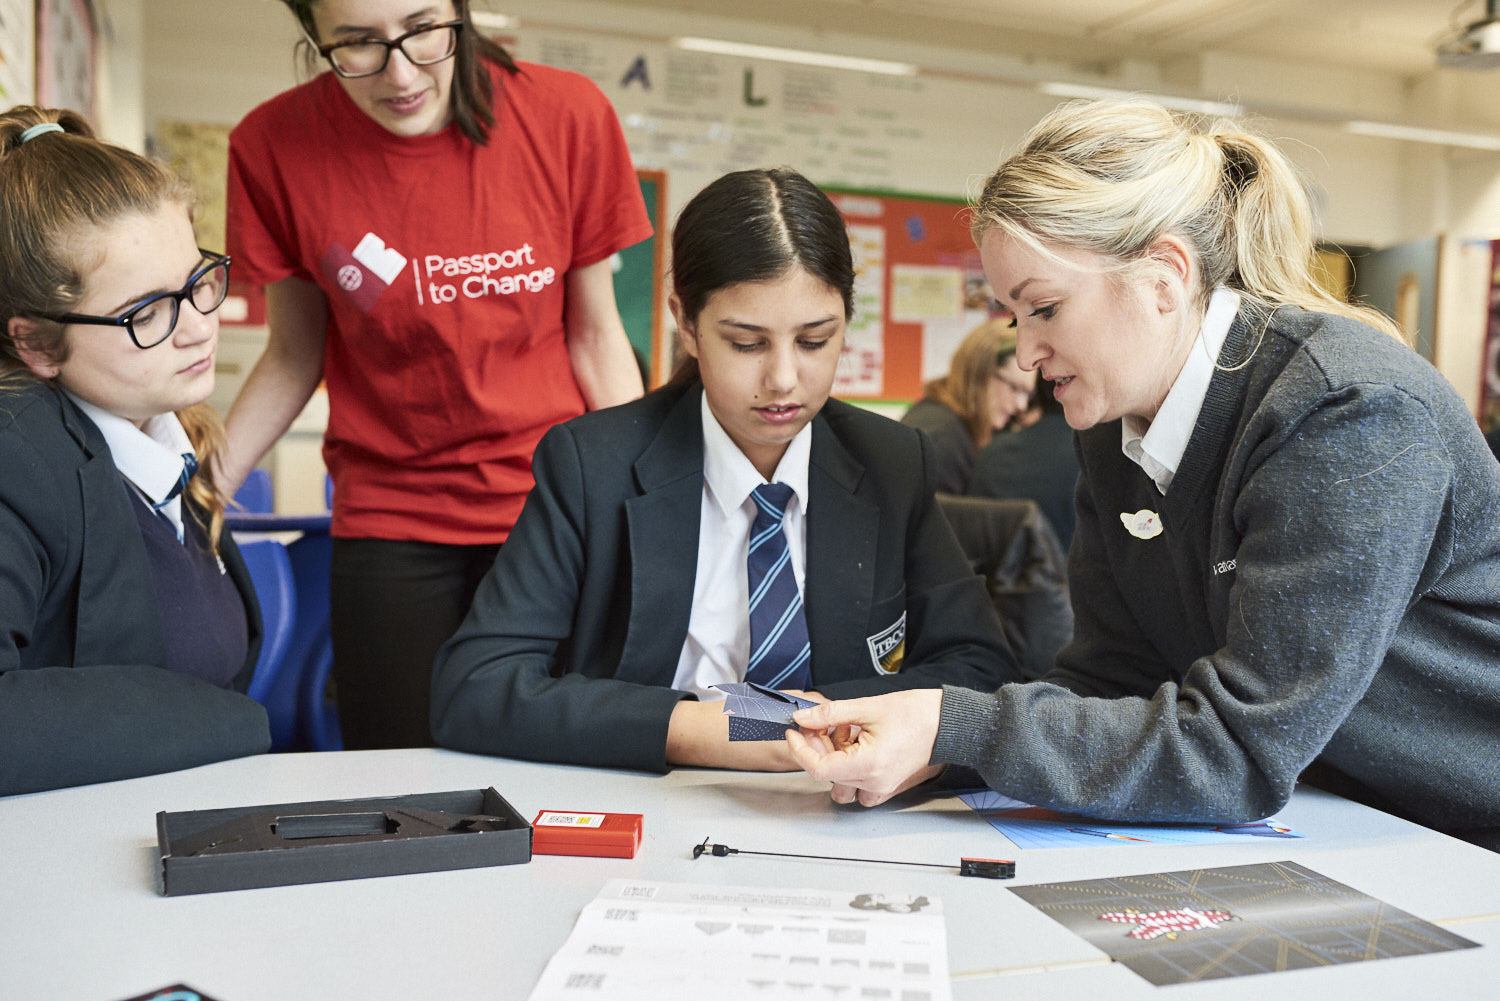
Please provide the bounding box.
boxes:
[227,62,652,544]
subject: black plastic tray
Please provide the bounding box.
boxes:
[156,787,531,896]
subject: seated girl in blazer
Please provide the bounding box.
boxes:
[0,106,270,796]
[430,167,1019,772]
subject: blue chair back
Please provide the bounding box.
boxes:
[237,539,297,727]
[234,469,274,514]
[285,531,342,750]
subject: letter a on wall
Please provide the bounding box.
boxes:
[621,55,651,89]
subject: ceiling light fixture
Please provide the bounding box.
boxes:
[1039,82,1243,117]
[672,37,917,77]
[472,11,517,31]
[1345,120,1500,152]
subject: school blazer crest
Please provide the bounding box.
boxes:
[430,382,1017,772]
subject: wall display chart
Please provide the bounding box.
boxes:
[151,119,232,256]
[36,0,94,122]
[0,0,36,107]
[502,27,1040,401]
[827,189,1003,400]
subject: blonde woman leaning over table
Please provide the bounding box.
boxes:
[790,99,1500,853]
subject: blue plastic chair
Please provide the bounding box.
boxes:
[285,531,342,750]
[237,539,297,737]
[234,468,274,514]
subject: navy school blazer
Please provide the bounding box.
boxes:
[430,381,1019,771]
[0,382,270,796]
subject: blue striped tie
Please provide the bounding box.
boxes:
[745,482,812,691]
[152,452,198,543]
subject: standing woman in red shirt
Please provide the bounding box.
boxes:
[224,0,652,748]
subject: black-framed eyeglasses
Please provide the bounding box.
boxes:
[43,251,231,350]
[317,20,463,78]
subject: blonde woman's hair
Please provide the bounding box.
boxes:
[0,104,230,549]
[925,317,1019,449]
[971,99,1404,344]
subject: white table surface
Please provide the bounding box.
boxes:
[3,749,1496,1000]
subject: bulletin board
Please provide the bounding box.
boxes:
[826,188,998,402]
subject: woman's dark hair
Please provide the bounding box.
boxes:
[673,167,854,324]
[283,0,519,146]
[669,167,854,383]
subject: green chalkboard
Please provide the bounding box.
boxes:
[612,170,666,385]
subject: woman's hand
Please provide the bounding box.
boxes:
[786,688,945,806]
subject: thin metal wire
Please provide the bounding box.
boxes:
[697,837,954,870]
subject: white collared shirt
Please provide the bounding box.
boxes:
[1121,287,1241,495]
[671,391,812,701]
[66,391,196,540]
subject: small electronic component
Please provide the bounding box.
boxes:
[532,811,643,859]
[691,838,1015,879]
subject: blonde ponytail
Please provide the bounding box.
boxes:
[1210,128,1404,342]
[972,99,1405,344]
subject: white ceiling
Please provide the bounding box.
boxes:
[618,0,1488,78]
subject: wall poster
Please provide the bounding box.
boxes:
[36,0,95,122]
[0,0,36,107]
[829,189,1002,401]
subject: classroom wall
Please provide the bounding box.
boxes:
[77,0,1500,506]
[113,0,1495,249]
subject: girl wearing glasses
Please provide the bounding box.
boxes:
[428,169,1017,772]
[0,107,270,796]
[224,0,652,749]
[900,319,1037,495]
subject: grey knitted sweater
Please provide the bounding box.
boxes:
[934,305,1500,841]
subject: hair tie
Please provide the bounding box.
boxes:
[18,122,64,144]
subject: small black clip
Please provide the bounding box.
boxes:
[691,837,735,859]
[959,857,1016,879]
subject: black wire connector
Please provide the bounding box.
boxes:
[691,837,1014,879]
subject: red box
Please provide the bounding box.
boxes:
[531,810,643,859]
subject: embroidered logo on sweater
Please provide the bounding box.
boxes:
[1120,509,1162,539]
[1211,559,1237,576]
[866,612,906,675]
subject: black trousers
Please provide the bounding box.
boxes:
[330,538,501,750]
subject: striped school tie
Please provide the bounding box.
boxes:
[152,452,198,543]
[745,482,812,691]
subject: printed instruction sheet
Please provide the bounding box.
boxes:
[527,878,952,1000]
